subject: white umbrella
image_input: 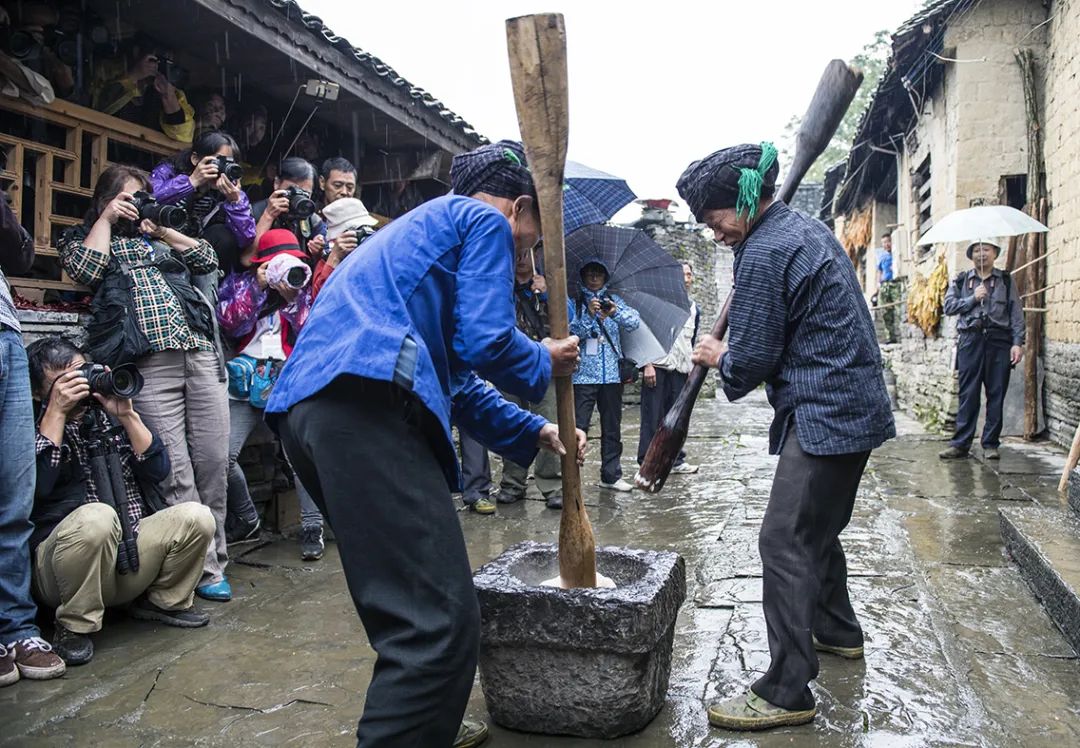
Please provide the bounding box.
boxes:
[916,205,1048,245]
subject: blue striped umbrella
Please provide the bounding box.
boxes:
[563,161,636,235]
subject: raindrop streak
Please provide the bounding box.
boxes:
[214,42,220,66]
[224,31,231,60]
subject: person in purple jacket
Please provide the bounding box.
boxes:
[149,130,256,274]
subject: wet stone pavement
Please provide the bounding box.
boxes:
[4,390,1080,747]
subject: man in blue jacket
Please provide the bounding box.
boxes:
[267,140,582,748]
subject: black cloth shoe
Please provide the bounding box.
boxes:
[129,598,210,628]
[300,525,325,561]
[938,446,969,460]
[494,490,524,505]
[53,623,93,666]
[545,493,563,510]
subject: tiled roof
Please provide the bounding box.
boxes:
[267,0,488,146]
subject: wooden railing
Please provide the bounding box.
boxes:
[0,97,181,297]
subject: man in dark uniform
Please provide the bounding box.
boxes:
[678,142,895,731]
[939,241,1025,461]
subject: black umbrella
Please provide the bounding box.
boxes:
[565,225,691,364]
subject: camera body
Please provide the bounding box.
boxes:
[121,191,187,236]
[598,294,617,314]
[156,55,187,88]
[76,362,144,400]
[214,156,243,183]
[265,254,311,290]
[282,186,315,219]
[323,224,377,259]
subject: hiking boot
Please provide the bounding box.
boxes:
[300,525,325,561]
[938,446,969,460]
[6,636,66,680]
[453,718,489,747]
[52,623,94,665]
[493,490,523,505]
[707,691,816,731]
[984,448,1001,460]
[813,634,864,659]
[0,644,18,687]
[467,497,496,515]
[129,597,210,628]
[671,462,700,474]
[195,578,232,602]
[545,493,563,510]
[226,515,261,545]
[598,479,634,492]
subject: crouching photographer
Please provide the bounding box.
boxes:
[58,165,232,604]
[218,229,322,560]
[26,338,215,667]
[310,196,378,300]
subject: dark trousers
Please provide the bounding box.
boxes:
[458,430,491,504]
[950,331,1012,450]
[574,383,624,484]
[751,430,870,711]
[637,367,687,466]
[279,377,479,747]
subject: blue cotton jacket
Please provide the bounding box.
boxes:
[568,286,640,385]
[265,195,550,488]
[719,201,895,456]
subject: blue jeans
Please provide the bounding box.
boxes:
[0,329,40,643]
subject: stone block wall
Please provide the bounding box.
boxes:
[1044,340,1080,447]
[882,301,958,433]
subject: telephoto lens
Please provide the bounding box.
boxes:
[130,191,188,231]
[265,253,312,290]
[78,362,145,399]
[284,186,316,218]
[215,156,244,183]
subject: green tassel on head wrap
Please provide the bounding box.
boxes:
[735,141,778,221]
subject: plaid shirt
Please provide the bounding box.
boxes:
[58,228,217,353]
[35,420,148,530]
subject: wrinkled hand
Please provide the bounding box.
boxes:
[537,424,588,466]
[587,298,602,316]
[272,280,299,303]
[47,370,89,416]
[307,234,326,260]
[543,335,580,377]
[643,363,656,388]
[103,192,140,225]
[691,334,727,369]
[190,156,220,189]
[93,391,134,418]
[216,173,242,202]
[329,231,359,262]
[266,190,290,220]
[973,284,989,302]
[139,219,166,239]
[1010,345,1024,366]
[531,274,547,294]
[255,263,269,289]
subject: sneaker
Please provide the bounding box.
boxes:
[195,578,232,602]
[545,493,563,510]
[7,636,66,680]
[984,448,1001,460]
[707,691,816,731]
[467,497,497,515]
[300,525,325,561]
[226,516,262,545]
[493,490,523,505]
[0,644,18,687]
[598,479,634,492]
[129,597,210,628]
[813,634,864,659]
[938,446,970,460]
[671,463,700,474]
[453,718,489,747]
[52,623,94,665]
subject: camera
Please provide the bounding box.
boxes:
[213,156,244,183]
[282,186,315,219]
[77,362,144,399]
[599,295,617,314]
[125,191,188,234]
[156,55,187,88]
[265,254,311,290]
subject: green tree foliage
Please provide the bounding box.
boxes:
[781,30,892,183]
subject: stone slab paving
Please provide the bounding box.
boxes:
[3,391,1079,746]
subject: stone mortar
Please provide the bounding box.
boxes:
[473,541,686,739]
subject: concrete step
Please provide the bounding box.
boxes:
[1000,506,1080,655]
[1069,467,1080,517]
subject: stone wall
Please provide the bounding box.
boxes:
[1042,0,1080,446]
[881,300,958,433]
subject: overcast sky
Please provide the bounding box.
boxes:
[301,0,924,219]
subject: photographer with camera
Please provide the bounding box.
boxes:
[26,337,214,667]
[0,4,73,102]
[310,196,378,301]
[92,37,193,142]
[58,164,232,603]
[249,158,324,264]
[150,131,256,274]
[569,260,640,493]
[217,229,321,558]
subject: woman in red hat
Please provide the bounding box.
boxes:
[217,229,323,561]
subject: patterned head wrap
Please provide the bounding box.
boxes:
[450,140,535,200]
[676,142,780,222]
